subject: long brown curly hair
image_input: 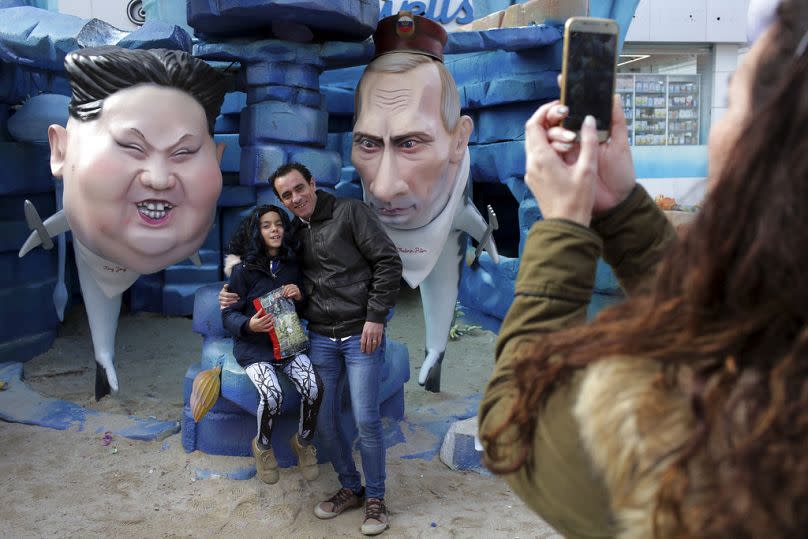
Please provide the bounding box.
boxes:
[483,1,808,537]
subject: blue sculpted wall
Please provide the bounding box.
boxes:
[0,5,193,361]
[0,0,655,357]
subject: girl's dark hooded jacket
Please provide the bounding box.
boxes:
[221,258,305,368]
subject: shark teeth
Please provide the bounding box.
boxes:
[137,200,174,220]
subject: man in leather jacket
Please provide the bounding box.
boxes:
[221,162,401,535]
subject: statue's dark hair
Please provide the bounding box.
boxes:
[268,162,313,198]
[64,46,226,135]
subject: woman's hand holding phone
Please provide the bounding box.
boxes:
[525,103,600,227]
[539,95,637,217]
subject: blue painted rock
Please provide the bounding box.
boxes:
[186,0,379,42]
[182,337,410,460]
[245,62,321,92]
[287,146,341,187]
[163,282,212,317]
[239,101,328,147]
[239,144,340,188]
[248,85,322,109]
[335,179,363,201]
[0,142,54,195]
[0,7,85,71]
[0,219,33,253]
[164,263,220,285]
[129,273,164,314]
[0,192,55,221]
[0,63,70,105]
[218,186,256,208]
[214,134,241,174]
[7,94,70,143]
[116,20,192,52]
[0,104,10,140]
[322,85,355,116]
[470,140,525,184]
[476,102,541,144]
[0,248,56,285]
[220,206,254,256]
[221,92,247,115]
[239,144,286,186]
[214,114,240,134]
[192,283,230,338]
[0,329,56,363]
[0,278,59,341]
[459,254,518,321]
[517,196,541,256]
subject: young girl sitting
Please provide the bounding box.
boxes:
[222,205,323,484]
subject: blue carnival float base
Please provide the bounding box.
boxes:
[181,284,410,467]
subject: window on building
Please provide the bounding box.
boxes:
[617,46,711,146]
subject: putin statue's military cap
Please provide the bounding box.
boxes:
[372,11,448,63]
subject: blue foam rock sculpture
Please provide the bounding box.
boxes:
[75,18,128,48]
[0,249,56,285]
[0,7,85,69]
[115,20,192,52]
[0,278,59,341]
[248,85,322,109]
[470,140,525,184]
[129,273,164,314]
[476,102,539,144]
[0,104,10,140]
[214,134,241,174]
[218,185,256,207]
[185,282,409,459]
[287,147,341,187]
[239,101,328,147]
[7,94,70,143]
[221,92,247,115]
[0,331,56,363]
[459,254,517,321]
[0,220,34,253]
[0,142,53,195]
[240,144,286,186]
[186,0,380,42]
[0,63,70,104]
[0,191,54,221]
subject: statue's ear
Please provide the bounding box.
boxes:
[449,115,473,164]
[48,124,68,178]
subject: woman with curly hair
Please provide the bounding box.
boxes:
[222,205,323,485]
[479,0,808,537]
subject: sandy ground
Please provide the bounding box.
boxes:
[1,287,560,538]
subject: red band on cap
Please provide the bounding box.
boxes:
[373,11,448,62]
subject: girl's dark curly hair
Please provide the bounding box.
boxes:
[234,205,298,271]
[483,1,808,537]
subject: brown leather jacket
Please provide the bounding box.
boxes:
[290,190,402,338]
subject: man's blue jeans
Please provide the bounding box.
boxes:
[309,331,386,499]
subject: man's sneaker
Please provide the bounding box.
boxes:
[290,435,319,480]
[361,497,389,536]
[252,437,279,484]
[314,487,364,519]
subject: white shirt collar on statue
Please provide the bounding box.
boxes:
[371,148,471,288]
[73,237,142,298]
